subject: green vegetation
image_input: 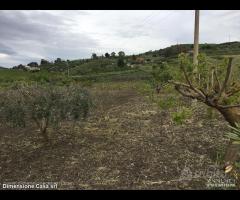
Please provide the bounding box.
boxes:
[1,41,240,189]
[142,42,240,59]
[171,107,193,125]
[0,69,73,88]
[0,83,92,142]
[151,62,172,93]
[157,96,177,109]
[225,124,240,145]
[225,124,240,174]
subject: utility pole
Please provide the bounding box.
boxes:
[66,60,69,77]
[193,10,200,66]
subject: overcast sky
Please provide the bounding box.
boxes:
[0,10,240,68]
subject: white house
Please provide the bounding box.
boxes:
[25,66,40,72]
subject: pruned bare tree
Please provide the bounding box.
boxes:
[169,55,240,171]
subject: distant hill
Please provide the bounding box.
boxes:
[0,66,7,70]
[10,41,240,75]
[140,41,240,58]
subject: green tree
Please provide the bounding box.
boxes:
[117,57,125,68]
[132,55,137,61]
[152,62,172,93]
[54,58,62,64]
[111,52,116,58]
[40,59,50,65]
[92,53,98,59]
[118,51,125,57]
[0,84,92,143]
[105,53,110,58]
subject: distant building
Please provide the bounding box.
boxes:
[126,63,135,68]
[25,66,40,72]
[135,57,145,64]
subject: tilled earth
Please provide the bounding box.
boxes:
[0,87,236,190]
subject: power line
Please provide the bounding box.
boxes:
[112,11,162,53]
[118,12,162,50]
[93,10,177,56]
[91,11,158,55]
[119,11,177,53]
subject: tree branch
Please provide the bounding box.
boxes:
[218,104,240,109]
[174,85,198,99]
[168,80,206,100]
[180,61,192,87]
[218,57,233,97]
[168,80,191,88]
[173,84,206,102]
[213,69,221,92]
[225,83,240,97]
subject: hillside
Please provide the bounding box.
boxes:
[9,42,240,75]
[67,41,240,75]
[2,41,239,86]
[141,41,240,58]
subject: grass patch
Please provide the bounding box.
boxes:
[171,107,193,125]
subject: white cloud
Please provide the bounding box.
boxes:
[0,53,9,59]
[0,10,240,67]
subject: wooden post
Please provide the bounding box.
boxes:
[193,10,200,66]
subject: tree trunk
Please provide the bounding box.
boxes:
[217,107,240,167]
[156,84,161,94]
[40,127,49,142]
[217,107,240,126]
[40,119,49,142]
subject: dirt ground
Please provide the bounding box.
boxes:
[0,83,238,190]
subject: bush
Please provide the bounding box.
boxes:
[225,124,240,145]
[151,62,172,91]
[0,89,26,127]
[157,96,177,109]
[117,57,125,68]
[225,124,240,173]
[0,83,92,142]
[171,107,193,125]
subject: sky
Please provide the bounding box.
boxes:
[0,10,240,68]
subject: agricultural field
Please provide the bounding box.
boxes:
[0,78,236,190]
[1,41,240,190]
[0,81,229,189]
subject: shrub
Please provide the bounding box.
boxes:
[151,62,172,93]
[0,89,26,127]
[0,84,92,142]
[157,96,177,110]
[117,57,125,68]
[225,124,240,145]
[224,124,240,175]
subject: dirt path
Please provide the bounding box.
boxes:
[0,87,233,189]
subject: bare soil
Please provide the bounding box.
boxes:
[0,85,237,190]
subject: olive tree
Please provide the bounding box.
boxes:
[0,84,92,142]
